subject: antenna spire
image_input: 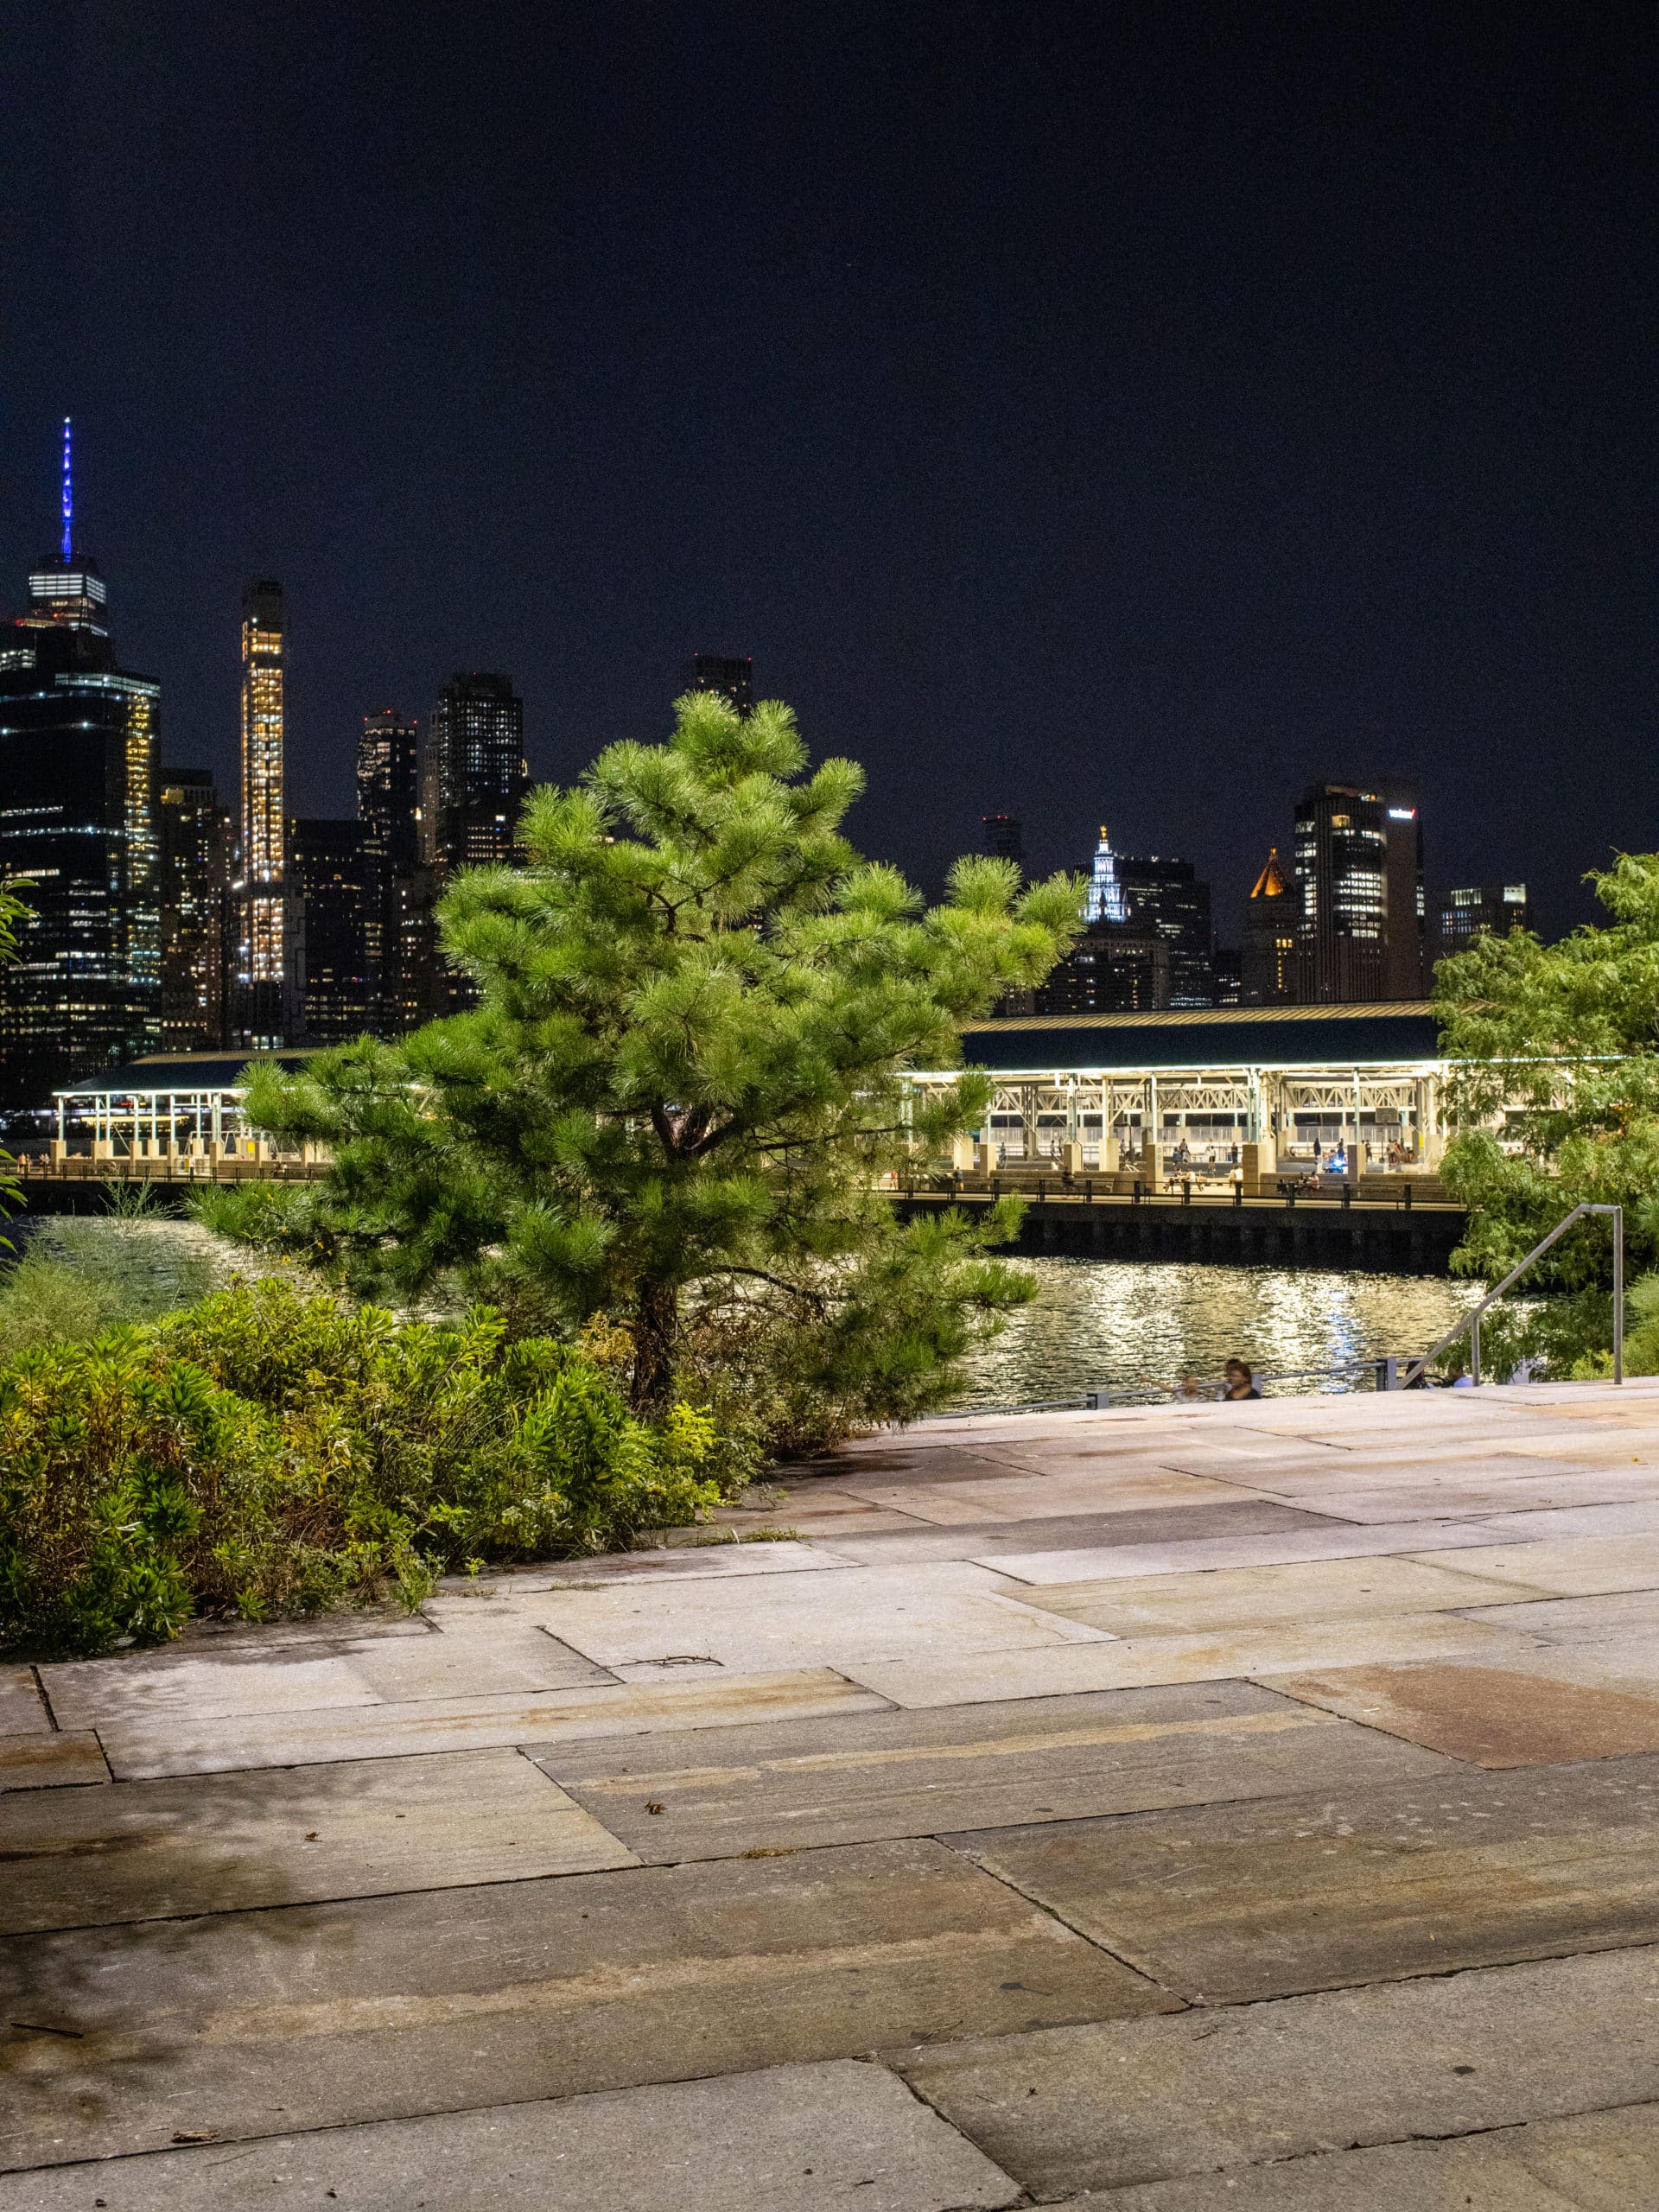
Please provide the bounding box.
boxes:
[60,416,73,564]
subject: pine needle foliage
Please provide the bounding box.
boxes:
[219,696,1083,1426]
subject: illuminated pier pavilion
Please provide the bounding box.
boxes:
[921,1001,1451,1175]
[899,1001,1471,1271]
[29,1005,1473,1265]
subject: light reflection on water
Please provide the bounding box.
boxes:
[950,1259,1486,1408]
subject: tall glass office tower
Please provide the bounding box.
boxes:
[422,672,528,874]
[0,429,161,1106]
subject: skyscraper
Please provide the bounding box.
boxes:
[687,653,754,716]
[157,768,230,1050]
[1291,779,1426,1003]
[1242,847,1295,1004]
[1377,780,1427,998]
[235,580,289,1046]
[1432,881,1531,971]
[423,672,529,874]
[290,818,379,1042]
[1082,826,1129,924]
[1291,782,1389,1003]
[0,424,162,1105]
[1034,919,1170,1015]
[357,709,422,871]
[1119,855,1214,1007]
[355,709,436,1033]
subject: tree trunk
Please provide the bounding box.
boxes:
[631,1278,678,1417]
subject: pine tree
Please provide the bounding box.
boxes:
[234,694,1081,1421]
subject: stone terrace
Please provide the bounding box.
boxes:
[10,1382,1659,2205]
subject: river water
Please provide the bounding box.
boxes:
[948,1258,1486,1409]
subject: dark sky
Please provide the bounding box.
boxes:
[5,3,1655,944]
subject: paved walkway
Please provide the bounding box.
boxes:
[10,1382,1659,2205]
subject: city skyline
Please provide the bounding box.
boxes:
[4,9,1651,950]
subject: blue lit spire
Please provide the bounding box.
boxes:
[60,416,73,563]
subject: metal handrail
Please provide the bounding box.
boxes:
[1400,1202,1624,1388]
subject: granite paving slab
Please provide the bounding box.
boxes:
[0,1668,48,1736]
[1078,2136,1575,2209]
[0,1748,636,1935]
[843,1611,1540,1707]
[1473,1498,1659,1541]
[40,1650,386,1731]
[1235,1451,1605,1496]
[99,1667,891,1779]
[0,2058,1025,2211]
[1014,1553,1552,1636]
[1260,1468,1659,1522]
[343,1630,617,1700]
[1266,1654,1659,1765]
[1408,1532,1659,1595]
[945,1753,1659,2002]
[1459,1587,1659,1643]
[893,1943,1659,2200]
[0,1837,1173,2170]
[531,1540,860,1582]
[982,1516,1535,1585]
[518,1561,1113,1672]
[836,1471,1244,1524]
[810,1501,1340,1567]
[0,1732,109,1792]
[533,1681,1453,1861]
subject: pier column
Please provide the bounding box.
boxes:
[1241,1139,1275,1194]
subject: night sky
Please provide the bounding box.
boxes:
[5,3,1655,945]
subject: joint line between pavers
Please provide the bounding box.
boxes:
[930,1833,1193,2012]
[29,1662,61,1733]
[874,2061,1033,2209]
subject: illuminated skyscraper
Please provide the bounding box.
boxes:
[1119,855,1214,1007]
[1432,880,1530,971]
[1242,847,1295,1004]
[1291,780,1425,1004]
[355,709,437,1033]
[0,423,162,1103]
[356,709,422,871]
[1083,826,1129,924]
[1292,783,1387,1002]
[423,672,529,874]
[235,579,289,1046]
[291,818,379,1041]
[157,768,230,1049]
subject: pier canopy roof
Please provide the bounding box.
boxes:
[55,1049,325,1107]
[955,1001,1442,1075]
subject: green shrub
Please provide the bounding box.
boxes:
[0,1277,748,1658]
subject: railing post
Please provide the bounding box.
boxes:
[1471,1311,1481,1386]
[1615,1205,1625,1384]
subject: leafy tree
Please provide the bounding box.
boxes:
[1436,852,1659,1370]
[219,694,1081,1427]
